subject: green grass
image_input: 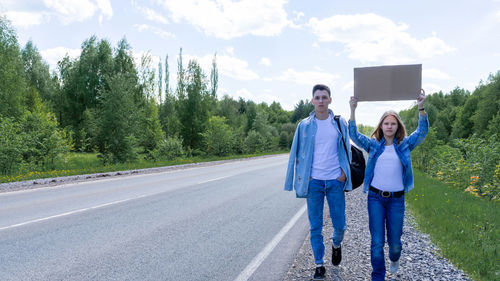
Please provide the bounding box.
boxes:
[407,170,499,281]
[0,151,288,183]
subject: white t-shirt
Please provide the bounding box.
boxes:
[311,116,341,180]
[371,145,404,192]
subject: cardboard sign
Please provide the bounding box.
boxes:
[354,64,422,101]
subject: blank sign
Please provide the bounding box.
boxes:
[354,64,422,101]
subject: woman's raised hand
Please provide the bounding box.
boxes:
[349,96,358,111]
[417,89,426,109]
[349,96,358,121]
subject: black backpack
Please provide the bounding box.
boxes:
[334,116,366,191]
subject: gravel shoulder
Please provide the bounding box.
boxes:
[283,188,471,281]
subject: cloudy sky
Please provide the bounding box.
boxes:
[2,0,500,126]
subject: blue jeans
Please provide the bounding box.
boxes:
[306,179,346,265]
[368,190,405,281]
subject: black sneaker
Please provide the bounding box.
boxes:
[332,245,342,266]
[313,266,326,280]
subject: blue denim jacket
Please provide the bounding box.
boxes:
[284,110,353,198]
[348,113,429,193]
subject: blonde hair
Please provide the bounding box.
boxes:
[370,110,407,144]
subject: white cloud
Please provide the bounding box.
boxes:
[225,47,235,56]
[308,13,455,63]
[141,7,169,24]
[422,83,443,94]
[43,0,96,23]
[40,47,81,71]
[132,0,169,24]
[235,88,255,100]
[275,68,339,86]
[230,88,280,105]
[293,11,304,21]
[217,87,229,98]
[209,53,260,80]
[95,0,113,23]
[42,0,112,24]
[462,82,477,93]
[134,24,175,39]
[157,0,290,39]
[0,0,17,6]
[258,92,283,105]
[288,10,305,29]
[3,11,46,28]
[260,57,271,66]
[423,68,451,80]
[1,0,112,26]
[343,81,354,91]
[184,50,259,81]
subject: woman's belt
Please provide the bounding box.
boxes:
[369,186,404,198]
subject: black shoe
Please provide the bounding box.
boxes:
[332,245,342,266]
[313,266,326,280]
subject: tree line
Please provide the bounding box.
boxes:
[2,14,498,200]
[400,74,500,200]
[0,17,315,175]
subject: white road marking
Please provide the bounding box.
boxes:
[0,175,236,231]
[234,203,307,281]
[0,195,152,231]
[197,176,229,184]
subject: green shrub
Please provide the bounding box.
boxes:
[201,116,234,156]
[20,104,70,170]
[244,130,264,154]
[151,136,185,160]
[278,131,289,149]
[0,117,23,174]
[279,123,296,149]
[412,131,500,200]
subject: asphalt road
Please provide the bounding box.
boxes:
[0,155,309,281]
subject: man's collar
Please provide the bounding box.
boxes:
[309,109,334,118]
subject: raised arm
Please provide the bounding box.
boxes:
[408,89,429,150]
[417,89,427,117]
[348,96,372,152]
[350,96,357,122]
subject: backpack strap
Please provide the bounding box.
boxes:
[334,115,349,157]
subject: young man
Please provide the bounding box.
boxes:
[284,84,352,280]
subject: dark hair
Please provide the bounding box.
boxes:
[312,84,331,97]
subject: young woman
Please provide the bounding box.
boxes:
[348,90,428,281]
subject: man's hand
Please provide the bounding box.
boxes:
[337,169,346,182]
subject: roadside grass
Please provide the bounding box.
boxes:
[0,151,288,184]
[407,170,499,281]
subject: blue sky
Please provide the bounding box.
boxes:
[2,0,500,126]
